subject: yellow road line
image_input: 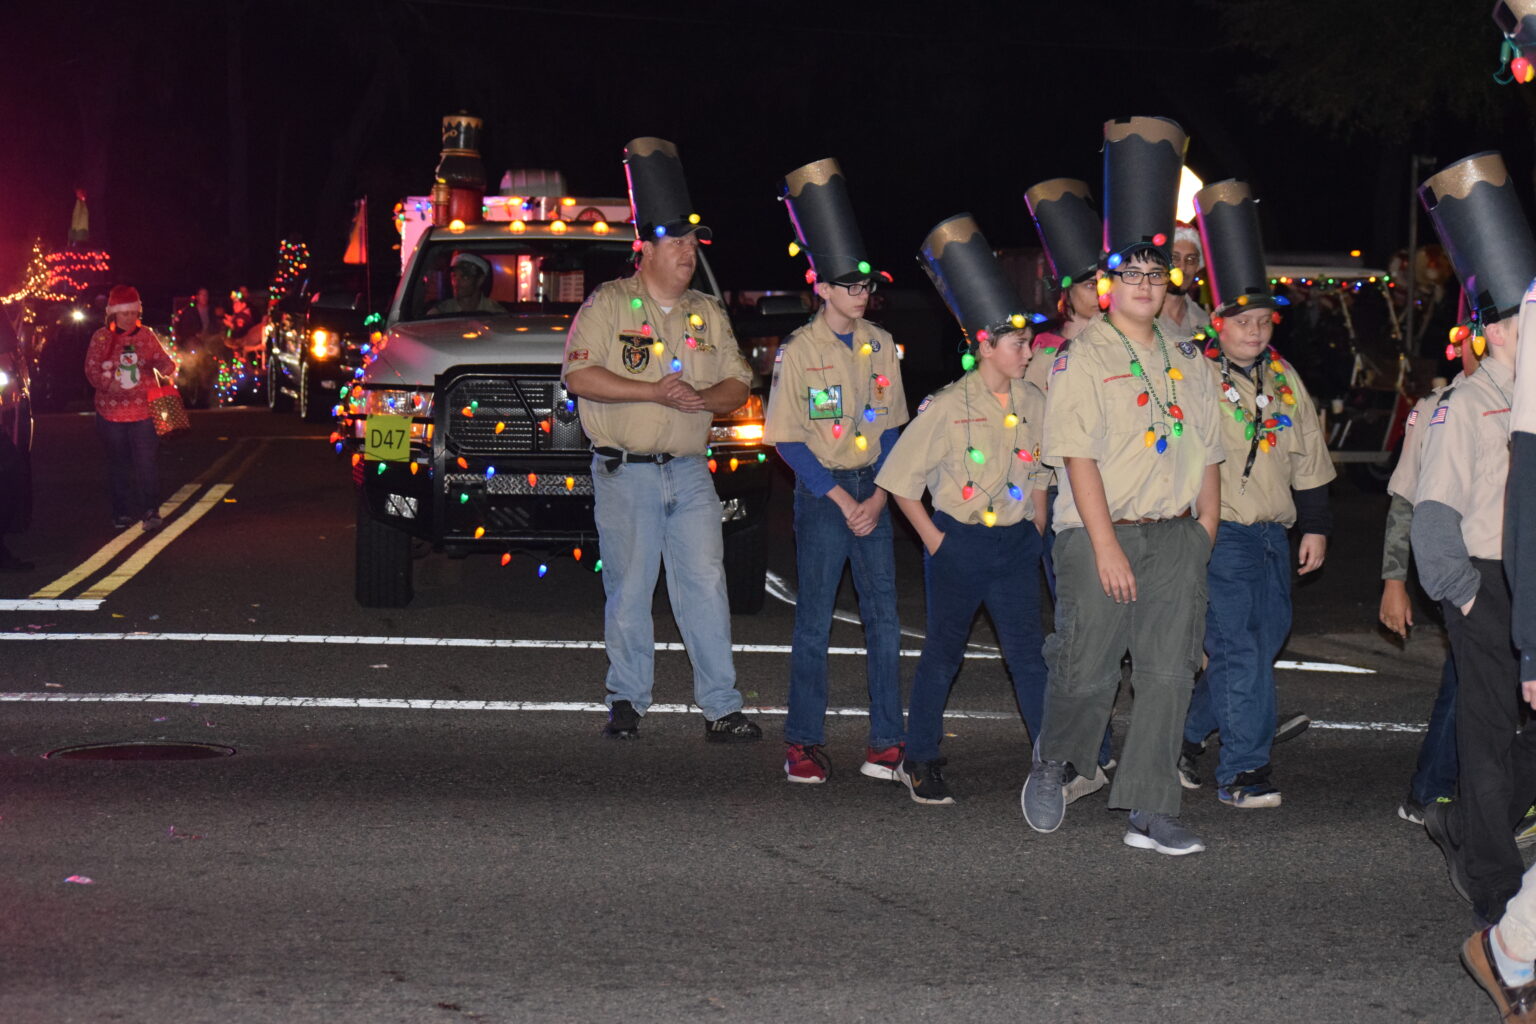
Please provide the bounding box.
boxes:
[30,440,262,600]
[78,441,269,601]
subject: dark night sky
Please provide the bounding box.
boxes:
[3,0,1532,312]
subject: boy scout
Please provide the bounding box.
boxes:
[563,137,762,744]
[1022,116,1224,855]
[1178,180,1334,810]
[877,214,1051,805]
[766,158,908,784]
[1414,151,1536,925]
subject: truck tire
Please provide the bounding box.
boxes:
[355,494,413,607]
[299,361,329,423]
[267,353,293,412]
[723,520,766,615]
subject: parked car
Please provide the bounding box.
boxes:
[26,302,97,412]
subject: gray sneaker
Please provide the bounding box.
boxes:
[1022,751,1068,833]
[1062,763,1107,805]
[1124,810,1205,856]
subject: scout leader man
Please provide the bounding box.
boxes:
[562,137,762,743]
[1178,180,1334,810]
[1021,116,1224,856]
[1413,150,1536,928]
[1157,222,1211,339]
[765,158,909,785]
[876,214,1054,805]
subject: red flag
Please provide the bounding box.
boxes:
[342,197,368,265]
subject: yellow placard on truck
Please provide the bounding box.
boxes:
[364,414,410,462]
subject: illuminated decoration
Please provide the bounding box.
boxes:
[967,446,986,465]
[805,269,817,285]
[1004,413,1019,428]
[573,547,583,560]
[860,342,873,356]
[527,473,538,487]
[474,526,486,539]
[631,297,644,310]
[1169,267,1185,288]
[1010,314,1025,329]
[857,260,871,275]
[593,221,611,235]
[981,507,998,527]
[689,313,704,328]
[854,433,868,451]
[831,422,843,439]
[1211,344,1299,488]
[501,553,512,566]
[788,241,801,257]
[670,358,682,372]
[1107,252,1124,270]
[484,466,496,479]
[729,457,739,471]
[960,352,977,372]
[550,220,568,234]
[510,220,527,233]
[449,219,466,232]
[0,240,112,305]
[538,563,548,578]
[654,225,668,238]
[1152,232,1167,247]
[1496,33,1536,84]
[688,213,701,225]
[1110,320,1182,457]
[962,483,975,501]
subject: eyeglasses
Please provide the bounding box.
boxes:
[1111,269,1169,286]
[835,281,879,296]
[1169,254,1202,267]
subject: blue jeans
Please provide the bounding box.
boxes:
[591,454,743,721]
[907,511,1048,763]
[95,415,160,520]
[1185,521,1290,785]
[784,468,903,749]
[1408,650,1459,804]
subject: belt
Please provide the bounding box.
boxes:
[594,446,676,472]
[1112,509,1192,526]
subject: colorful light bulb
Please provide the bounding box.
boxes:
[854,433,868,451]
[981,507,998,527]
[967,446,985,465]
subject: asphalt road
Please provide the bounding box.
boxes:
[0,407,1495,1023]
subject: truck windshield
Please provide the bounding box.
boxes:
[400,239,637,322]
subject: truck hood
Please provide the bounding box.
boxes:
[363,314,573,384]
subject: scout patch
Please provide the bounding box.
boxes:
[867,337,881,352]
[916,395,933,414]
[1177,340,1198,358]
[807,384,844,420]
[774,347,786,363]
[619,332,650,374]
[1430,404,1449,426]
[1406,408,1419,427]
[1052,354,1069,375]
[567,349,589,364]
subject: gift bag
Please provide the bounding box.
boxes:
[147,373,190,439]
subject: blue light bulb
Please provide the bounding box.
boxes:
[670,358,682,372]
[1107,252,1124,270]
[863,406,876,423]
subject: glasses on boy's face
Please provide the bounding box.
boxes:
[1111,269,1169,286]
[835,280,879,296]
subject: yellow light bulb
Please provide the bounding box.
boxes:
[1169,267,1184,288]
[854,434,868,451]
[689,313,704,328]
[652,341,665,355]
[1004,413,1019,428]
[1097,277,1112,296]
[981,508,997,527]
[788,241,801,257]
[1474,334,1488,357]
[1010,314,1025,329]
[860,342,873,356]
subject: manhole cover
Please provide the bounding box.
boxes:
[44,742,236,761]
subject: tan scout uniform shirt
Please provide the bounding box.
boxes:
[1206,351,1334,527]
[563,274,752,456]
[763,314,908,468]
[1414,357,1516,558]
[1388,379,1460,502]
[1042,316,1224,530]
[876,371,1047,528]
[1156,294,1211,342]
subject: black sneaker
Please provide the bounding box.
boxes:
[1274,712,1310,745]
[603,699,639,739]
[112,515,136,530]
[1177,739,1204,790]
[1424,799,1471,904]
[901,758,955,805]
[703,711,762,742]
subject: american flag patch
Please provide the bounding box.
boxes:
[917,395,933,413]
[1406,409,1418,427]
[774,347,785,363]
[568,349,589,363]
[1052,354,1069,375]
[1431,404,1449,425]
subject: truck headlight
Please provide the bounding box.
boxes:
[310,328,341,360]
[0,369,9,389]
[358,387,432,416]
[710,394,765,444]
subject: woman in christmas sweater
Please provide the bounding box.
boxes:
[84,285,178,531]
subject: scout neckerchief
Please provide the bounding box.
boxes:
[1213,346,1297,494]
[1104,314,1183,454]
[957,369,1038,527]
[805,318,890,453]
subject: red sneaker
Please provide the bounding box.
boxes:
[784,743,830,784]
[860,744,904,781]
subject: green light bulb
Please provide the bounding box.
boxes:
[967,446,985,465]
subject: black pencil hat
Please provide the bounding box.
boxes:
[1419,151,1536,323]
[781,158,877,285]
[624,137,711,242]
[1025,178,1102,290]
[1101,116,1187,266]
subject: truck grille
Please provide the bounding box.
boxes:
[441,376,588,455]
[444,472,594,496]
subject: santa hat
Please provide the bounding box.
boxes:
[106,285,142,315]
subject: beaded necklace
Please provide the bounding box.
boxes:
[957,370,1038,527]
[1215,346,1297,493]
[1104,315,1183,455]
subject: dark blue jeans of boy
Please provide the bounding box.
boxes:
[907,511,1048,763]
[783,467,903,750]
